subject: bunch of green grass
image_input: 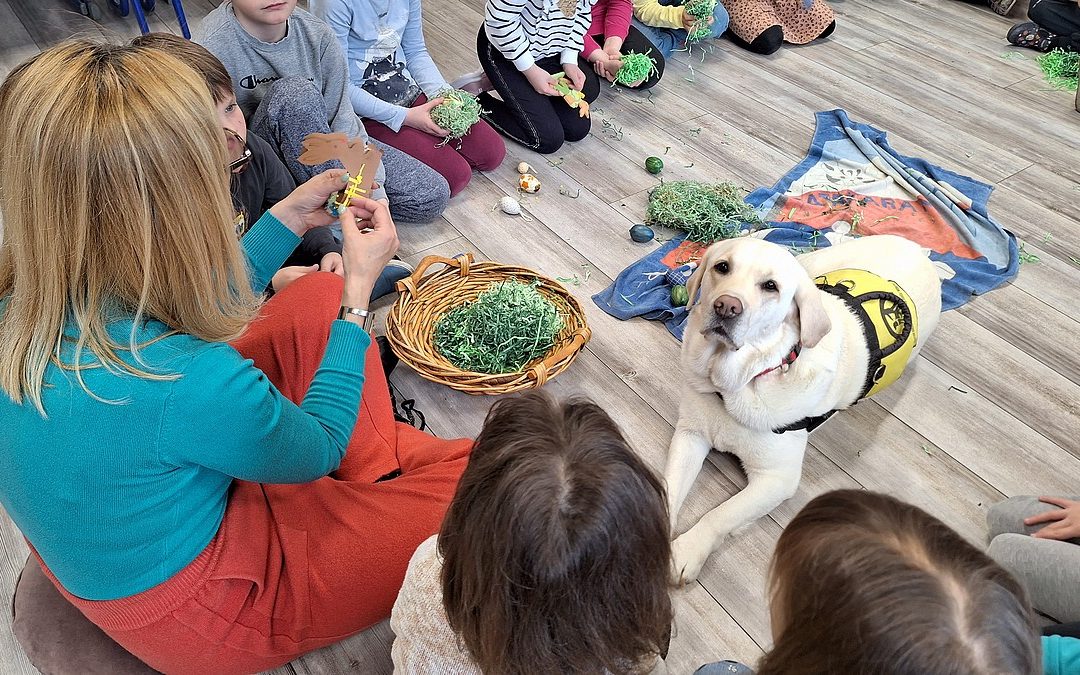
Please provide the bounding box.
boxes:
[646,181,761,243]
[684,0,717,42]
[1037,49,1079,90]
[431,89,483,140]
[433,279,564,374]
[615,50,658,86]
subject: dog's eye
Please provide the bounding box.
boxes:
[761,280,778,292]
[714,260,730,274]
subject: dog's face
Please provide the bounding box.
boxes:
[686,238,831,351]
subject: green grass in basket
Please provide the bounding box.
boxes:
[433,278,565,374]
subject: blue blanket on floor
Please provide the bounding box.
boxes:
[593,109,1019,340]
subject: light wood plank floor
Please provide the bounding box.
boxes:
[2,0,1078,672]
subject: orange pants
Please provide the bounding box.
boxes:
[38,273,472,674]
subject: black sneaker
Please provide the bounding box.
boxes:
[1007,21,1056,52]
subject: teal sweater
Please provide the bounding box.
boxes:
[1044,635,1080,675]
[0,213,369,601]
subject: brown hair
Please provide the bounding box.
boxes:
[129,33,234,102]
[439,391,673,674]
[0,40,257,414]
[760,489,1040,675]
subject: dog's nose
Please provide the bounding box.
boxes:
[713,295,743,319]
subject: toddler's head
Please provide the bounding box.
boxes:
[760,489,1040,675]
[439,391,673,675]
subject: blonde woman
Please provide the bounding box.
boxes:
[0,41,471,674]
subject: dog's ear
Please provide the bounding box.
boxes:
[685,261,707,308]
[794,274,831,348]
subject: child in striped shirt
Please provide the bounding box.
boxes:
[460,0,602,153]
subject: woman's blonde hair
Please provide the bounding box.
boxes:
[0,40,260,414]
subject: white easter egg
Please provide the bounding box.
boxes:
[517,161,532,174]
[499,196,522,215]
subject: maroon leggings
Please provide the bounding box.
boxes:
[364,94,507,197]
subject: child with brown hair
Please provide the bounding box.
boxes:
[697,489,1080,675]
[390,391,673,674]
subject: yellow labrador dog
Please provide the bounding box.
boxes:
[666,234,941,581]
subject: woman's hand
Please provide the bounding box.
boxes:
[525,66,558,96]
[271,265,319,292]
[1026,497,1080,540]
[269,169,350,237]
[339,197,399,309]
[320,251,344,277]
[562,63,587,91]
[403,98,451,137]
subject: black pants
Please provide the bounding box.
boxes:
[1029,0,1080,49]
[591,25,666,90]
[476,28,601,154]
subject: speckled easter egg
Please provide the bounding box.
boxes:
[519,173,541,193]
[499,196,522,215]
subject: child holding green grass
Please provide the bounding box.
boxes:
[311,0,506,197]
[630,0,728,58]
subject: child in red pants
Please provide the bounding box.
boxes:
[35,273,471,675]
[312,0,506,196]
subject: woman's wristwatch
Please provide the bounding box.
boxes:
[337,306,373,331]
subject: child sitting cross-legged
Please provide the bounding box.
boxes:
[194,0,451,230]
[630,0,728,59]
[311,0,506,197]
[390,391,674,674]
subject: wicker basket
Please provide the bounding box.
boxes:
[385,254,592,395]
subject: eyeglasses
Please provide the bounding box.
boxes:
[224,128,252,174]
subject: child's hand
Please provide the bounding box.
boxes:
[562,63,586,91]
[269,169,350,236]
[682,9,712,31]
[602,36,623,60]
[525,66,558,96]
[1026,497,1080,541]
[403,97,451,137]
[271,265,318,292]
[320,251,344,277]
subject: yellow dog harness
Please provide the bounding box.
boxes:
[770,268,919,434]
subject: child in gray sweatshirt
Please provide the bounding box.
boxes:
[195,0,451,224]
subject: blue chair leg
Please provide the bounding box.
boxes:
[171,0,191,39]
[130,0,151,34]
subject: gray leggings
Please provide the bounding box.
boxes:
[987,496,1080,623]
[250,78,450,226]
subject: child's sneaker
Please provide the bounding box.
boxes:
[1007,21,1056,51]
[451,69,493,95]
[371,258,414,301]
[988,0,1016,16]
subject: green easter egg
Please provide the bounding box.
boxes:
[645,156,664,174]
[670,284,689,307]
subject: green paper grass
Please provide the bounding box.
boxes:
[433,279,564,374]
[646,181,761,243]
[684,0,717,43]
[431,89,483,140]
[615,51,658,86]
[1037,49,1079,90]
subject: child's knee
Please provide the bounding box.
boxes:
[561,119,591,145]
[710,3,731,36]
[263,77,323,113]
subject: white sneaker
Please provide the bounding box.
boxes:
[450,69,492,95]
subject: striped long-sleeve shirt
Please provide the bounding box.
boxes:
[485,0,598,71]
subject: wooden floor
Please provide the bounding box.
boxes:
[2,0,1079,672]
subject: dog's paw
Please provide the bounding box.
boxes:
[670,533,713,585]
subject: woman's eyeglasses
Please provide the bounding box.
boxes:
[224,128,252,174]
